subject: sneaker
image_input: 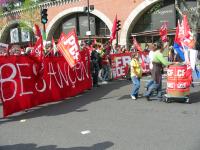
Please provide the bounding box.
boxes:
[102,81,108,84]
[131,95,136,100]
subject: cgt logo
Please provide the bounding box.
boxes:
[177,83,186,89]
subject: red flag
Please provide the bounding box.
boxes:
[132,37,143,52]
[31,36,44,62]
[33,24,42,38]
[109,15,117,43]
[182,15,195,48]
[174,20,181,45]
[132,37,144,67]
[30,36,44,77]
[159,22,168,42]
[57,29,81,68]
[183,15,191,39]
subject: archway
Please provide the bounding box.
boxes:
[46,7,113,42]
[120,0,160,47]
[0,20,33,45]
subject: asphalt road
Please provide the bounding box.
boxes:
[1,77,200,150]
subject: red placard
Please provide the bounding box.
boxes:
[110,53,150,79]
[110,53,132,79]
[57,29,81,68]
[0,50,92,117]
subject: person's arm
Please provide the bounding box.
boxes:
[156,53,172,66]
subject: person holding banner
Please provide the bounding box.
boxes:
[130,52,142,100]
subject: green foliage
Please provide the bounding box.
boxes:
[22,0,33,10]
[19,20,31,31]
[0,7,3,15]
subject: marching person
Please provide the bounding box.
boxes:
[145,43,156,90]
[144,41,172,100]
[91,44,101,87]
[130,52,142,100]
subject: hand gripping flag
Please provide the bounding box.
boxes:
[57,29,81,68]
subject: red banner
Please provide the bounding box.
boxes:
[110,53,150,79]
[0,50,92,117]
[57,29,81,68]
[110,53,131,79]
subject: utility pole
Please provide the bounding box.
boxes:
[87,0,91,44]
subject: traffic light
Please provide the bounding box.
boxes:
[41,9,48,24]
[117,20,121,31]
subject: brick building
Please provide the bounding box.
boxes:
[0,0,197,48]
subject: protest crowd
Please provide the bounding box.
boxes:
[0,14,200,117]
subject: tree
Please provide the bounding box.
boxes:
[175,0,200,48]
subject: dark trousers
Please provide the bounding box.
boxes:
[92,71,99,86]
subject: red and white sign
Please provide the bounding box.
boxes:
[57,29,81,68]
[0,50,92,117]
[110,53,131,79]
[167,65,192,91]
[110,53,150,79]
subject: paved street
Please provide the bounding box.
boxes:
[1,77,200,150]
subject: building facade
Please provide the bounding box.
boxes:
[0,0,198,48]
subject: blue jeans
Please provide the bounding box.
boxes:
[144,80,162,98]
[102,65,109,81]
[131,76,140,97]
[145,79,154,89]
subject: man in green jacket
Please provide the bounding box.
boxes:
[144,41,172,100]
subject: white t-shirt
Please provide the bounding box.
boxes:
[149,50,155,70]
[189,49,198,70]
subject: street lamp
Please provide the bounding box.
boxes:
[87,0,90,34]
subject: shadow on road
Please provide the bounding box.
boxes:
[0,141,114,150]
[189,90,200,103]
[0,80,130,124]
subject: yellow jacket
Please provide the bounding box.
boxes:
[130,58,142,78]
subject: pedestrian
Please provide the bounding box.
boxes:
[145,43,156,90]
[101,51,110,83]
[91,44,101,87]
[144,41,172,100]
[130,52,142,100]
